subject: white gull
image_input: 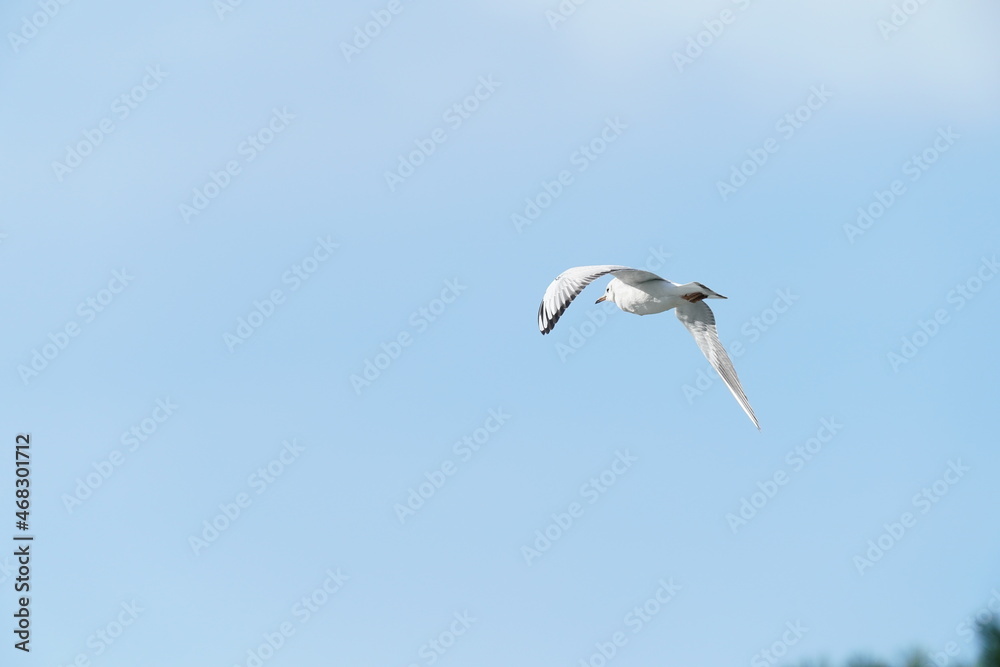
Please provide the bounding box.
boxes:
[538,265,759,430]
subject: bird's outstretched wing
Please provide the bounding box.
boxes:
[675,301,760,430]
[538,265,663,334]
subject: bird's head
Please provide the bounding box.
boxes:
[595,281,616,304]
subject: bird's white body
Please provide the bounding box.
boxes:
[537,265,758,430]
[603,279,724,316]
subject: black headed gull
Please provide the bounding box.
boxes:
[538,265,759,430]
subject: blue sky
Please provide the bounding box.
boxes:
[3,1,1000,665]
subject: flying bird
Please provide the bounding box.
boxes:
[538,265,759,430]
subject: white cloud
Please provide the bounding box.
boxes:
[480,0,1000,118]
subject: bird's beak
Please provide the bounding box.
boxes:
[595,296,606,303]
